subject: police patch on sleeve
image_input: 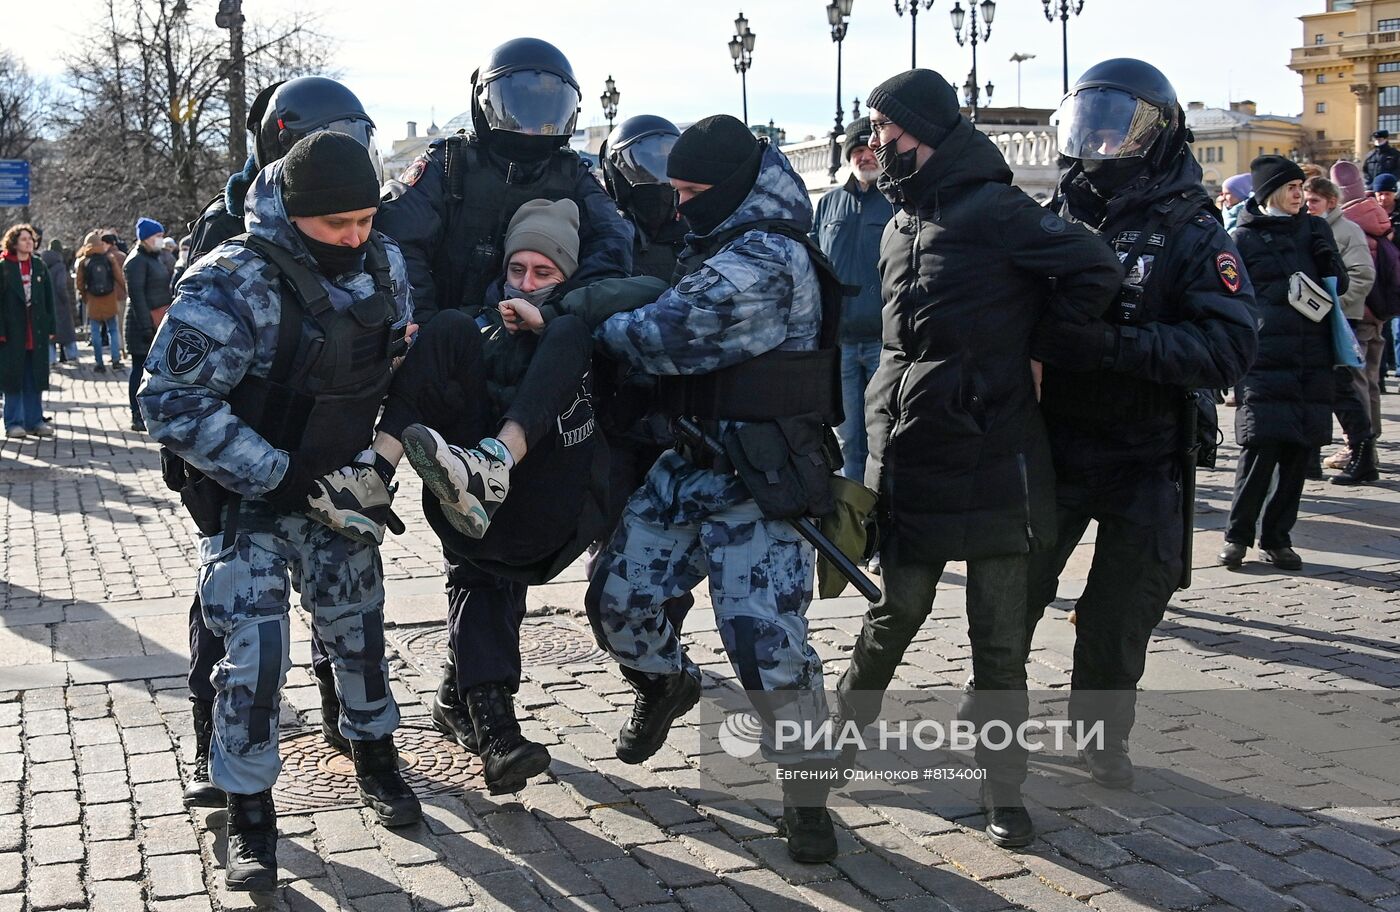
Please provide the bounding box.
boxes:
[1216,251,1242,294]
[167,325,213,375]
[398,158,428,187]
[1040,213,1067,234]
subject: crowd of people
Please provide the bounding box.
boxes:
[1,37,1394,894]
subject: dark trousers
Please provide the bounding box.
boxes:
[128,345,149,424]
[188,595,329,703]
[837,552,1030,787]
[1332,366,1372,447]
[1025,486,1181,743]
[1226,442,1309,549]
[445,559,528,694]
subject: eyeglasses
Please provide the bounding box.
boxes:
[868,118,898,136]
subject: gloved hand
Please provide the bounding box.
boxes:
[263,454,319,514]
[1029,316,1118,372]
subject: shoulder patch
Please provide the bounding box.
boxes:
[1216,251,1242,294]
[398,158,428,187]
[166,325,213,375]
[1040,213,1067,234]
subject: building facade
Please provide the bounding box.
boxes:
[1290,0,1400,163]
[1185,102,1304,191]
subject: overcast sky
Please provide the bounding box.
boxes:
[15,0,1319,145]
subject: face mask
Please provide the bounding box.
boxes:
[1082,158,1147,197]
[629,184,679,235]
[490,131,562,164]
[503,282,555,308]
[875,141,920,183]
[295,226,366,278]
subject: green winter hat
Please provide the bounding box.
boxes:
[504,198,580,279]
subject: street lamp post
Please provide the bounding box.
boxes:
[893,0,936,70]
[951,0,995,123]
[729,12,757,125]
[601,75,620,135]
[215,0,246,167]
[1009,52,1035,107]
[828,0,854,182]
[1043,0,1086,96]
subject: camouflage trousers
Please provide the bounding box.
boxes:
[196,506,398,794]
[587,492,833,764]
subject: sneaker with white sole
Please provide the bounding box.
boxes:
[306,462,394,546]
[5,426,26,439]
[29,422,55,438]
[401,424,510,539]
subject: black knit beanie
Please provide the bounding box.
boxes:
[667,114,759,185]
[865,69,961,148]
[282,132,381,217]
[843,116,873,161]
[1250,154,1306,208]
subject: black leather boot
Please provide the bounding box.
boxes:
[777,763,839,863]
[183,700,225,808]
[980,780,1034,848]
[351,736,422,827]
[314,665,349,754]
[465,683,552,795]
[615,665,701,764]
[1332,435,1380,485]
[1080,739,1135,789]
[431,665,479,754]
[225,790,277,892]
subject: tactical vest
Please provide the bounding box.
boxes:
[657,220,849,426]
[630,219,686,285]
[1041,192,1205,426]
[225,232,400,480]
[436,132,580,315]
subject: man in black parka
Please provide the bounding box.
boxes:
[836,69,1123,849]
[1026,59,1259,792]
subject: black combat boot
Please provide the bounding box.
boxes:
[314,664,349,754]
[351,736,422,827]
[777,763,839,863]
[183,700,226,808]
[465,683,552,795]
[615,665,702,765]
[225,790,277,892]
[1080,739,1135,789]
[430,664,480,754]
[1332,436,1380,486]
[980,780,1034,848]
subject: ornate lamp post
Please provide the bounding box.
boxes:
[951,0,995,123]
[1043,0,1086,96]
[893,0,936,69]
[601,75,620,134]
[729,12,757,125]
[828,0,854,181]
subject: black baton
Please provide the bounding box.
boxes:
[673,417,883,602]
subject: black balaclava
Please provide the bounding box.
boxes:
[668,114,762,236]
[490,131,563,164]
[282,132,381,277]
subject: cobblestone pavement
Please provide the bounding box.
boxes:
[2,357,1399,911]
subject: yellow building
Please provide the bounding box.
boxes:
[1290,0,1400,163]
[1185,103,1304,191]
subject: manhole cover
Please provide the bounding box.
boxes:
[394,618,606,675]
[272,724,482,812]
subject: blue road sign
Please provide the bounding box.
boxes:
[0,160,31,207]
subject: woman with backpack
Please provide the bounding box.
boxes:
[74,229,125,372]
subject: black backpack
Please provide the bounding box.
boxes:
[83,254,115,297]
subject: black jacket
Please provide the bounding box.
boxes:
[123,245,173,355]
[1040,152,1259,467]
[1230,201,1346,448]
[375,136,634,324]
[865,117,1122,563]
[1364,143,1400,187]
[174,157,259,290]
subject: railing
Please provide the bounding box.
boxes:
[987,128,1059,168]
[779,137,836,183]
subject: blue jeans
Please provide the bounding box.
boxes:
[3,350,43,431]
[90,317,121,365]
[836,340,882,481]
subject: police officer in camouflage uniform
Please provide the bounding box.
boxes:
[585,115,841,865]
[176,76,381,813]
[140,133,421,892]
[1027,59,1258,791]
[373,37,632,783]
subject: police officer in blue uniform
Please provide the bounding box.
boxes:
[176,76,381,812]
[1026,59,1258,791]
[373,38,633,790]
[141,133,421,892]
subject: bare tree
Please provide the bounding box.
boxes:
[0,49,48,161]
[40,0,333,243]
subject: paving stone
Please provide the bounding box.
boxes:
[133,780,186,818]
[0,851,20,892]
[673,883,753,912]
[140,814,199,856]
[25,734,74,764]
[28,790,81,827]
[80,769,131,804]
[544,818,626,863]
[1043,826,1136,870]
[126,750,180,784]
[1288,883,1379,912]
[926,831,1025,881]
[283,879,341,912]
[1141,814,1234,848]
[420,797,479,836]
[27,824,83,865]
[437,830,516,878]
[1189,869,1301,912]
[723,868,818,912]
[78,742,126,775]
[88,838,144,880]
[586,856,671,906]
[632,788,706,829]
[677,826,758,874]
[23,709,69,737]
[371,821,441,866]
[1019,852,1115,901]
[86,879,147,912]
[1104,863,1211,910]
[1286,848,1395,900]
[312,808,378,854]
[1218,819,1304,855]
[28,760,78,792]
[328,848,402,898]
[28,863,84,911]
[489,809,559,854]
[589,803,668,847]
[795,877,887,912]
[993,872,1105,912]
[742,836,838,884]
[1302,825,1400,870]
[470,868,552,912]
[1114,832,1217,876]
[833,849,923,900]
[631,839,719,888]
[149,898,214,912]
[147,853,206,899]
